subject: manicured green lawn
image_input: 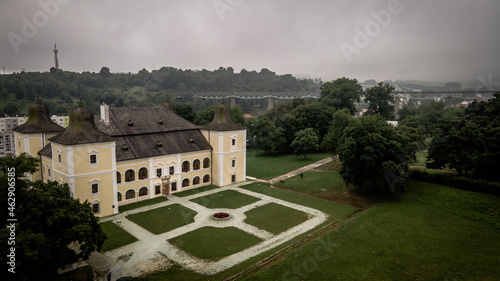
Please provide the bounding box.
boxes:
[118,196,168,213]
[414,150,428,166]
[99,221,138,252]
[275,171,345,192]
[174,185,219,197]
[313,158,342,171]
[244,203,309,235]
[246,150,331,179]
[126,204,197,234]
[168,226,262,260]
[242,181,500,281]
[189,190,260,209]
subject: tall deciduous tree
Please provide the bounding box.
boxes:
[365,82,395,120]
[321,108,353,155]
[337,115,416,194]
[0,154,107,280]
[291,128,319,159]
[253,117,286,154]
[319,77,362,115]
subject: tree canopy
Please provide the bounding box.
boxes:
[291,128,319,159]
[0,154,107,280]
[337,115,417,194]
[319,77,362,115]
[365,82,395,120]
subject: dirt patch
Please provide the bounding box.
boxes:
[131,252,173,276]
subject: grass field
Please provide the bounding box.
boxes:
[242,181,500,281]
[244,203,309,235]
[99,221,138,252]
[168,226,263,260]
[118,196,168,213]
[126,204,197,234]
[174,185,219,197]
[246,150,331,179]
[189,190,260,209]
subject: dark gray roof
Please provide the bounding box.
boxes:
[38,143,52,158]
[49,102,114,145]
[13,99,65,134]
[115,130,211,162]
[201,101,246,131]
[96,106,198,136]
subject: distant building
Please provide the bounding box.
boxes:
[1,113,69,158]
[14,99,247,217]
[0,116,27,157]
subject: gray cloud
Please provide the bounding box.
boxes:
[1,0,499,84]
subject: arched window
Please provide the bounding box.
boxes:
[139,187,148,197]
[182,179,189,187]
[117,192,122,201]
[193,159,200,170]
[203,158,210,169]
[125,170,135,182]
[182,161,190,172]
[117,171,121,184]
[139,167,148,180]
[126,190,135,199]
[203,174,210,183]
[193,176,200,185]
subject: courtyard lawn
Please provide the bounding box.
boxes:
[313,158,342,171]
[273,171,382,208]
[244,203,309,235]
[99,221,138,252]
[126,204,197,234]
[118,196,168,213]
[246,150,331,180]
[189,190,260,209]
[242,181,500,281]
[174,185,219,197]
[168,226,262,260]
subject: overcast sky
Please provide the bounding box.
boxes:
[1,0,499,84]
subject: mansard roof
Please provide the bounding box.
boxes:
[49,101,114,145]
[115,130,211,162]
[201,100,246,131]
[13,99,65,134]
[38,142,52,158]
[96,106,198,136]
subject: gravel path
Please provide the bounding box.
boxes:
[99,181,329,279]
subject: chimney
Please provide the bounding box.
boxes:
[100,103,109,123]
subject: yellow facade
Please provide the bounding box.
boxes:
[16,100,247,218]
[202,130,246,186]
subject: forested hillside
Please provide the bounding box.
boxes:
[0,67,321,117]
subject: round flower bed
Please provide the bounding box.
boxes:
[212,212,231,221]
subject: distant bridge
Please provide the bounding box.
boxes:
[193,91,497,111]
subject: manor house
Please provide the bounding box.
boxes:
[13,99,247,217]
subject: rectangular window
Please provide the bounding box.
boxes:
[155,185,161,195]
[232,138,236,146]
[58,154,62,164]
[92,203,100,214]
[171,182,177,191]
[48,168,51,177]
[231,174,236,183]
[89,154,97,164]
[169,166,174,175]
[232,159,236,168]
[156,168,162,178]
[91,183,98,194]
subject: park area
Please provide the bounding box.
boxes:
[96,151,500,280]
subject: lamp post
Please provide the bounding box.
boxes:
[161,175,170,195]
